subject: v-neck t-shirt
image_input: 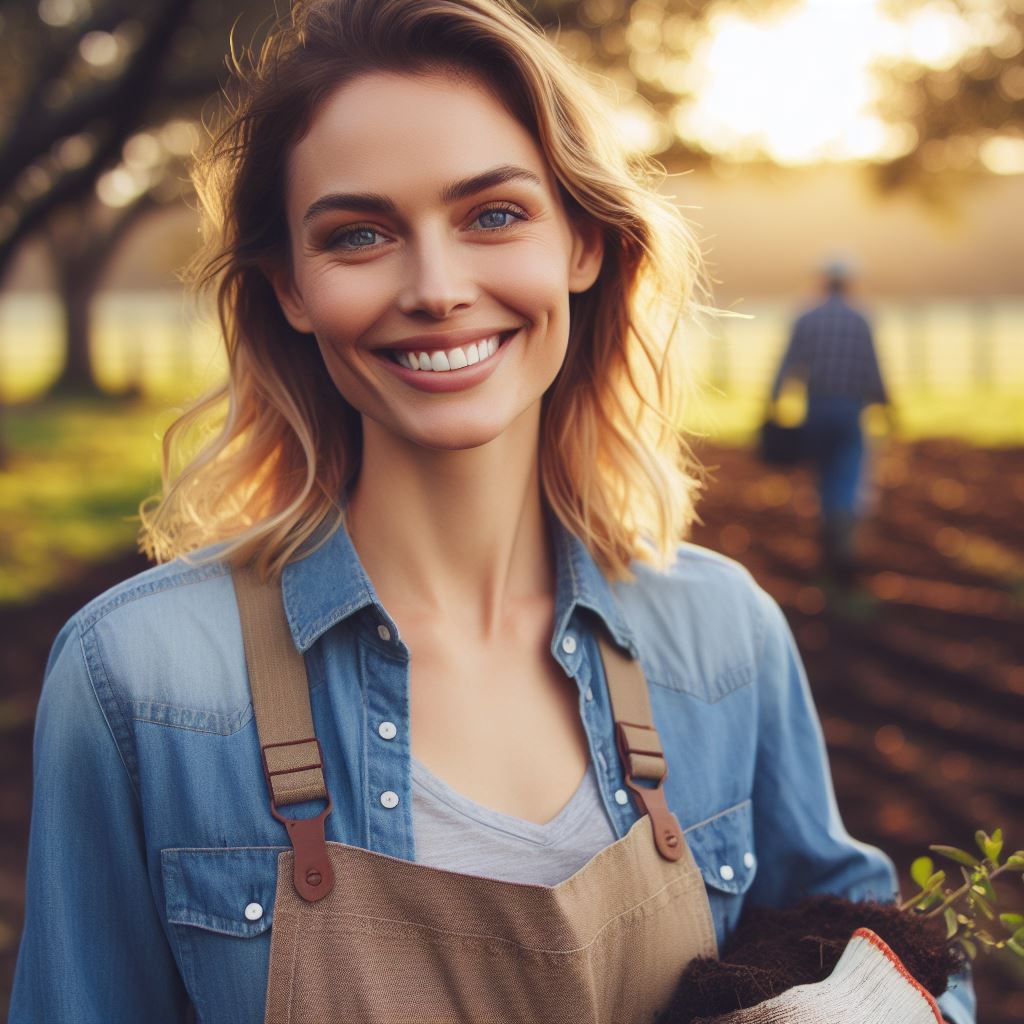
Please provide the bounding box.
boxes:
[411,756,619,886]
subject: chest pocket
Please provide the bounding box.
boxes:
[161,846,284,1021]
[683,799,757,942]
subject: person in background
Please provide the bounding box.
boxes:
[771,258,894,586]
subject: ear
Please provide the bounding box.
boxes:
[566,213,604,295]
[266,264,316,334]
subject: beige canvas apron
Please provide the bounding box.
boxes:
[233,566,718,1024]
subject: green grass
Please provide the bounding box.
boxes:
[0,397,170,605]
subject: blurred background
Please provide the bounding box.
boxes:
[0,0,1021,1019]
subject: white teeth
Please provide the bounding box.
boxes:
[393,332,512,373]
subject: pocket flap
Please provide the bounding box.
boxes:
[684,799,756,896]
[161,846,286,937]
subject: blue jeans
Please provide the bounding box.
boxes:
[804,395,865,521]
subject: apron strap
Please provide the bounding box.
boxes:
[232,565,335,903]
[597,634,685,863]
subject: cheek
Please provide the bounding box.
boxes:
[488,244,574,325]
[299,271,385,341]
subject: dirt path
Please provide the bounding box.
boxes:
[2,438,1022,1020]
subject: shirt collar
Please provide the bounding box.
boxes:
[280,507,638,656]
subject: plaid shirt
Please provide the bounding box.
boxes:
[771,295,888,405]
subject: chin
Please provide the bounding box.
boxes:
[401,411,519,453]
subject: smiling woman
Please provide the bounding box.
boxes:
[9,2,974,1024]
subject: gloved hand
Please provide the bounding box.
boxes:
[698,928,943,1024]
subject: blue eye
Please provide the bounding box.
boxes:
[333,227,380,250]
[477,208,516,229]
[474,203,527,230]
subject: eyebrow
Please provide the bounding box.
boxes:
[301,164,544,225]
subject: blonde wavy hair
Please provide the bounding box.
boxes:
[139,0,709,582]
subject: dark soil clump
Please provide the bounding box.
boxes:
[655,895,962,1024]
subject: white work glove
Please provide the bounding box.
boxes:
[699,928,944,1024]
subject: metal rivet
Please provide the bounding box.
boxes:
[744,851,755,869]
[380,790,399,808]
[305,870,322,886]
[614,789,629,805]
[561,635,577,654]
[377,624,392,642]
[584,687,594,702]
[378,721,397,740]
[719,864,735,881]
[244,902,263,921]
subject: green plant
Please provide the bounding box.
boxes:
[900,828,1024,961]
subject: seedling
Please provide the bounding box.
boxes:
[901,828,1024,962]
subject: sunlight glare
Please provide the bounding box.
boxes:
[673,0,988,164]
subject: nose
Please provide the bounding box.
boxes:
[395,226,478,319]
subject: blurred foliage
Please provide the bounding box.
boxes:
[877,0,1024,193]
[0,397,169,604]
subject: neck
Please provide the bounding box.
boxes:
[344,405,554,639]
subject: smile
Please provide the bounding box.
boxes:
[387,331,516,373]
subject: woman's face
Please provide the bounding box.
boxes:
[272,68,604,452]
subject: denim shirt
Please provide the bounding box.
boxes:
[11,516,974,1024]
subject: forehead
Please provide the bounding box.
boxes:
[285,70,556,209]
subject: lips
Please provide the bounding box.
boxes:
[387,330,517,372]
[377,327,520,392]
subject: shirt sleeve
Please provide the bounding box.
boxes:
[9,615,191,1023]
[744,584,975,1023]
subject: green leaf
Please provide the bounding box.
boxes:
[911,856,935,888]
[1001,913,1024,929]
[956,937,978,960]
[972,892,996,920]
[984,828,1004,863]
[931,845,981,869]
[975,830,991,858]
[976,875,997,902]
[1004,855,1024,871]
[944,907,959,939]
[1007,938,1024,959]
[925,870,946,891]
[1012,926,1024,945]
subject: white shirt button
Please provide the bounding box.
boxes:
[719,864,735,881]
[380,790,400,809]
[244,902,264,921]
[377,624,392,642]
[584,687,594,702]
[378,721,397,740]
[614,788,629,805]
[743,851,755,869]
[561,635,577,654]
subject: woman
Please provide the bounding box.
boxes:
[11,1,973,1022]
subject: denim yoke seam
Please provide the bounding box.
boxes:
[77,561,231,632]
[78,620,142,802]
[644,662,754,705]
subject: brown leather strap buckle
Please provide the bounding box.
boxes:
[615,721,684,862]
[261,738,335,902]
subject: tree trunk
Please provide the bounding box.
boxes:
[49,274,104,397]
